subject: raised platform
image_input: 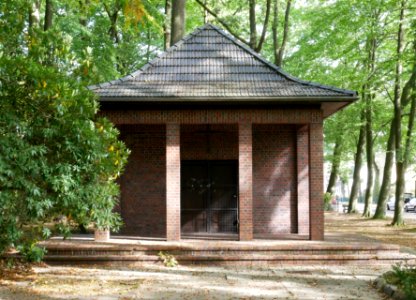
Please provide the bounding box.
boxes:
[34,235,416,267]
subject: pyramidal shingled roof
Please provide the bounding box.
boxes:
[90,24,357,101]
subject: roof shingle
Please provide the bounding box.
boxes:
[90,24,357,101]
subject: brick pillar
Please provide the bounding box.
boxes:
[238,123,253,241]
[297,125,310,236]
[166,123,181,241]
[309,123,324,240]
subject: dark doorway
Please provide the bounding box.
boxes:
[181,160,238,236]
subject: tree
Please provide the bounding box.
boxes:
[0,0,129,259]
[194,0,274,53]
[348,115,365,213]
[325,136,342,195]
[171,0,186,44]
[272,0,291,66]
[392,15,416,225]
[164,0,172,49]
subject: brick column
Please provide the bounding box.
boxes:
[309,123,324,240]
[297,125,310,236]
[166,123,181,241]
[238,123,253,241]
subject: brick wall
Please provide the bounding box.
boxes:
[239,123,254,240]
[181,124,238,160]
[102,108,324,241]
[118,125,166,237]
[297,126,310,236]
[309,123,324,240]
[252,124,297,237]
[166,123,181,241]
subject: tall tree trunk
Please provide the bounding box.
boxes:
[392,0,406,226]
[249,0,257,49]
[29,1,41,30]
[348,113,366,213]
[362,16,377,217]
[373,159,381,203]
[326,137,342,195]
[171,0,186,45]
[272,0,279,65]
[164,0,172,49]
[363,92,374,217]
[402,23,416,170]
[404,91,416,171]
[44,0,53,31]
[276,0,291,66]
[373,121,395,219]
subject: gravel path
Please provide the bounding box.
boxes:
[0,264,389,300]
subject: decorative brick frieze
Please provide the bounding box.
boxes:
[101,109,323,125]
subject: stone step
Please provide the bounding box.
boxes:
[45,249,399,256]
[32,239,416,266]
[41,252,416,266]
[42,241,401,252]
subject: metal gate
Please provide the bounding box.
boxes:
[181,160,238,235]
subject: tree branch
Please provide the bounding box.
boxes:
[194,0,249,46]
[255,0,271,52]
[44,0,53,31]
[272,0,279,65]
[277,0,292,66]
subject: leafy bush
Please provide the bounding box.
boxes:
[18,244,47,263]
[158,251,179,267]
[384,263,416,300]
[0,7,129,258]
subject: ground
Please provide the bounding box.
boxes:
[0,264,390,300]
[326,211,416,250]
[0,212,415,300]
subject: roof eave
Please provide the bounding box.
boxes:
[98,95,358,102]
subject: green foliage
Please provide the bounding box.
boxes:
[0,1,129,256]
[384,263,416,300]
[158,251,179,267]
[323,193,333,211]
[18,244,47,263]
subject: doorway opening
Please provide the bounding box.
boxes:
[181,160,238,238]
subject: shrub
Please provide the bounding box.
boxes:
[384,263,416,300]
[324,193,333,211]
[18,244,47,263]
[0,25,129,257]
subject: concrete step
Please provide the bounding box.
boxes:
[40,253,416,266]
[30,239,416,266]
[37,253,416,265]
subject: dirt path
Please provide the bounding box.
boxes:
[0,264,390,300]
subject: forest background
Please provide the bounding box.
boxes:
[1,0,416,258]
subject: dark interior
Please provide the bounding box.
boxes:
[181,160,238,236]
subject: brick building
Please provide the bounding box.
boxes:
[91,24,357,241]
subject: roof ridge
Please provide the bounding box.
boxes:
[206,24,357,97]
